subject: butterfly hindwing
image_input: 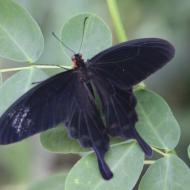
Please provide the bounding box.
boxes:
[88,38,175,89]
[65,80,113,179]
[92,75,152,157]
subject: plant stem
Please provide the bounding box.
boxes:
[144,160,155,165]
[0,66,33,73]
[107,0,146,88]
[165,149,178,156]
[0,65,72,73]
[106,0,128,42]
[152,147,168,157]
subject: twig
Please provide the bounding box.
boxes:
[0,64,72,73]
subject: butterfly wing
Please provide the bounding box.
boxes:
[0,69,112,179]
[92,76,152,157]
[70,80,112,179]
[88,38,175,89]
[88,38,174,156]
[0,70,74,144]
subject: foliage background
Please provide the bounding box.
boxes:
[0,0,190,189]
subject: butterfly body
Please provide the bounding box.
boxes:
[72,53,85,68]
[0,38,175,180]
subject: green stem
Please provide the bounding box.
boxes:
[152,147,168,157]
[0,66,33,73]
[106,0,128,42]
[107,0,146,88]
[0,65,72,73]
[165,149,177,156]
[144,160,155,165]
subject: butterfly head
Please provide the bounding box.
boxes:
[72,53,85,68]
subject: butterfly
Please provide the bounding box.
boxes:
[0,18,175,180]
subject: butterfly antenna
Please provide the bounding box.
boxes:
[78,16,89,53]
[52,32,76,54]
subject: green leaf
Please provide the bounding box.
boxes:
[40,125,88,154]
[0,68,48,116]
[0,141,31,183]
[28,172,67,190]
[0,0,44,62]
[139,155,190,190]
[135,89,180,150]
[188,145,190,160]
[61,13,112,61]
[0,72,3,85]
[65,142,144,190]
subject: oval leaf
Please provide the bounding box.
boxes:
[40,125,88,154]
[28,172,67,190]
[135,89,180,150]
[61,13,112,60]
[188,145,190,160]
[0,141,31,183]
[0,0,44,62]
[65,142,144,190]
[139,155,190,190]
[0,68,48,116]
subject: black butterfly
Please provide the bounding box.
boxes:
[0,22,175,179]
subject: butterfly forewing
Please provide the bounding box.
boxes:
[88,38,175,89]
[0,70,75,144]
